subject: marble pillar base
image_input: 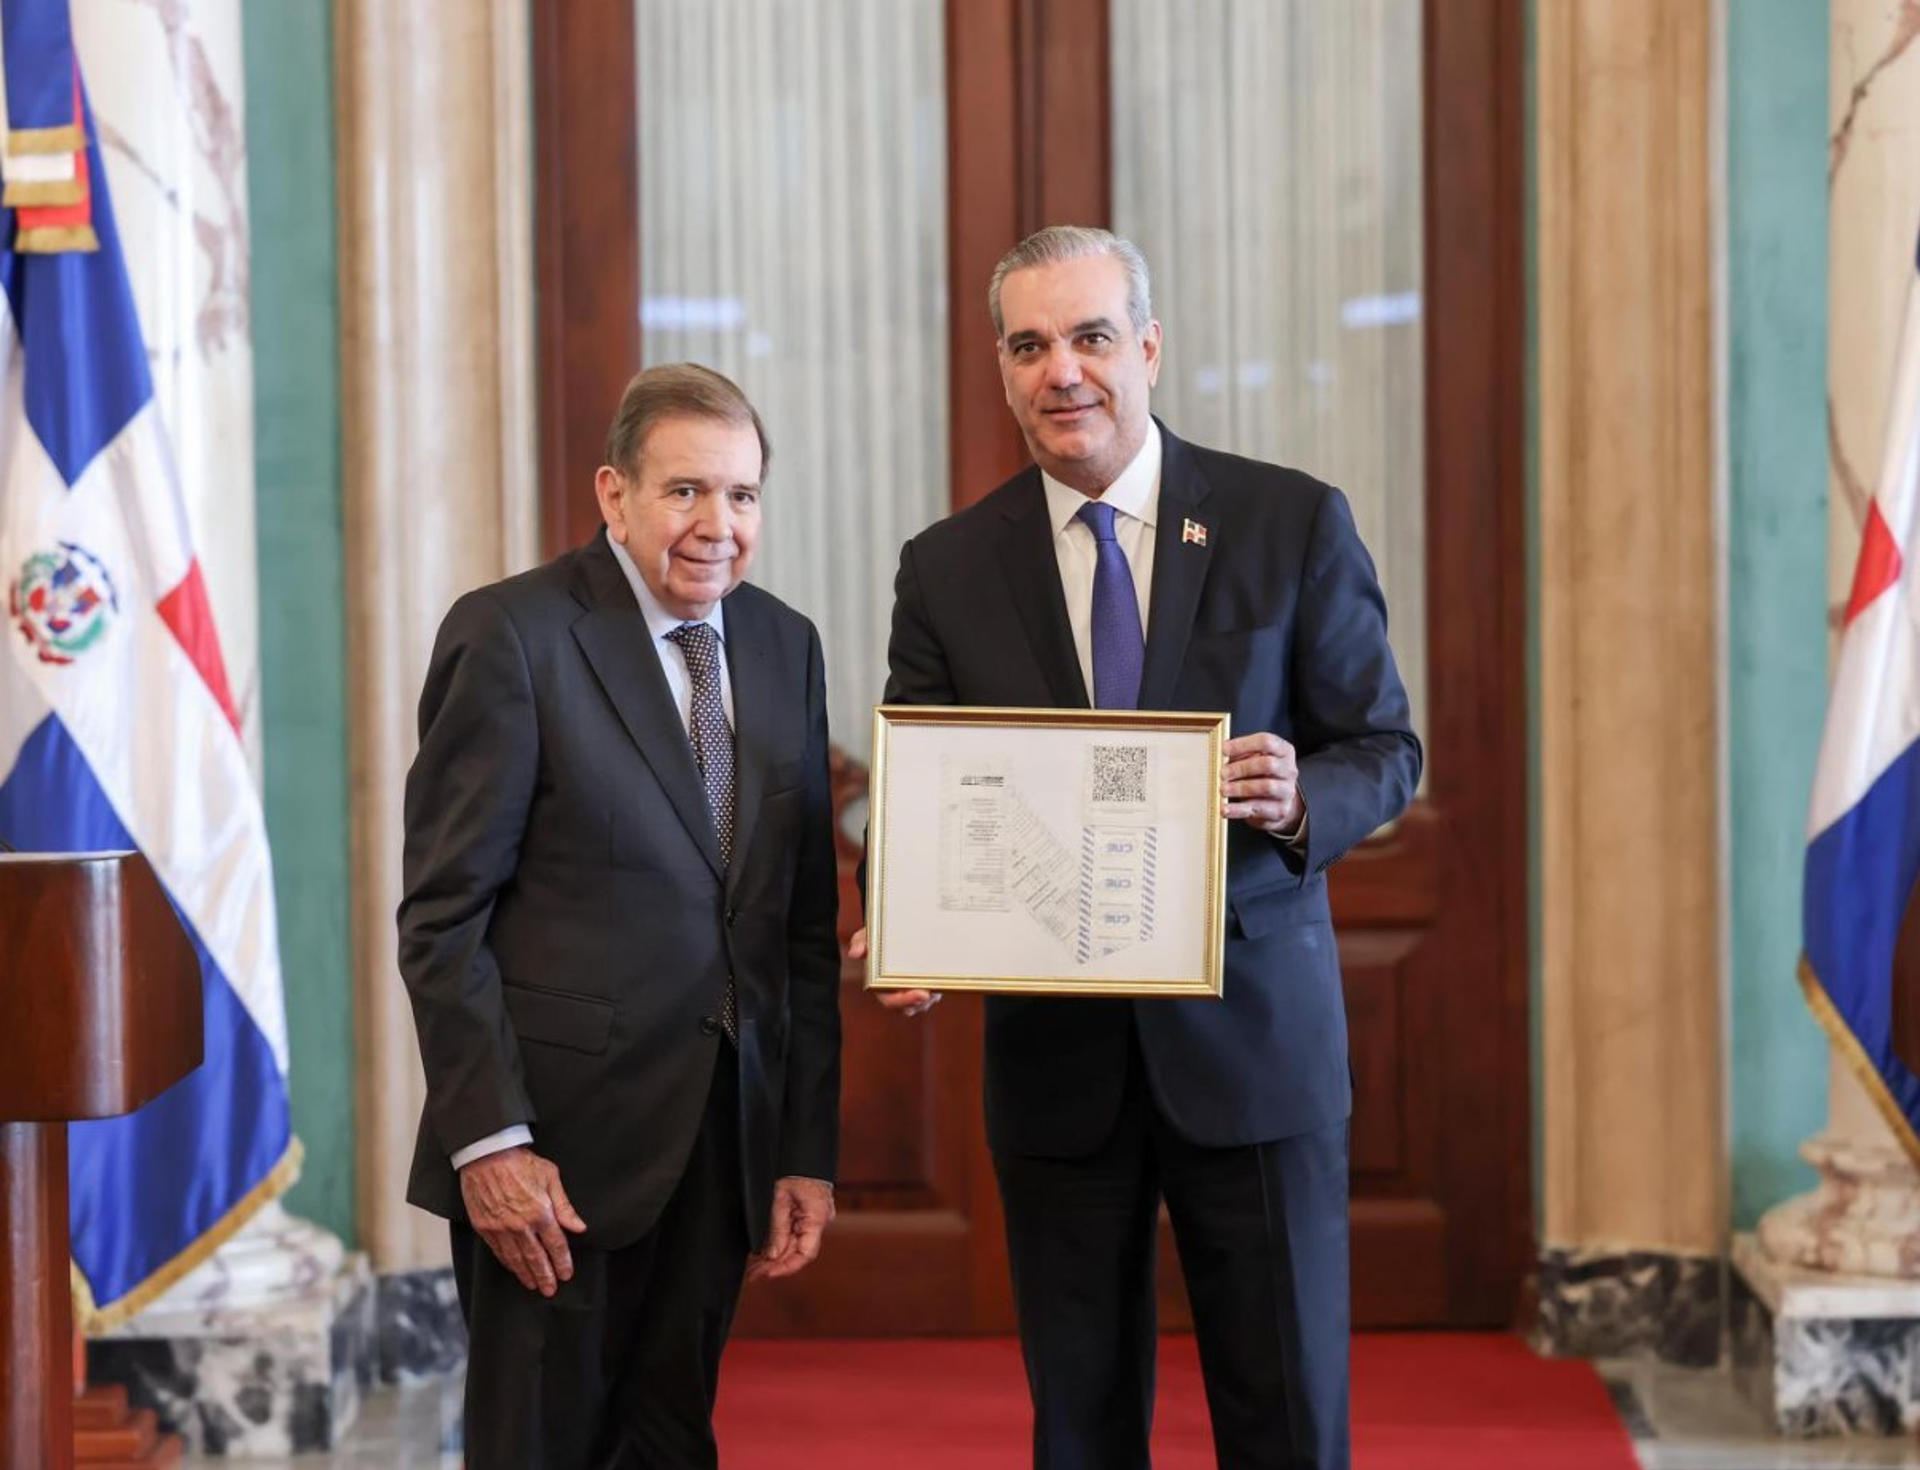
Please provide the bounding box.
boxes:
[86,1253,377,1457]
[1533,1246,1723,1366]
[375,1266,467,1382]
[1732,1231,1920,1435]
[1757,1130,1920,1276]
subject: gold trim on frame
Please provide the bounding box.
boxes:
[865,704,1229,998]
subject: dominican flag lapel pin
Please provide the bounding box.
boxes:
[1181,518,1208,547]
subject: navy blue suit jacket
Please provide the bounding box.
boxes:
[883,424,1421,1155]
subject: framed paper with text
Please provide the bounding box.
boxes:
[864,706,1229,998]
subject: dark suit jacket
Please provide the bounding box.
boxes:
[884,423,1420,1156]
[398,532,841,1252]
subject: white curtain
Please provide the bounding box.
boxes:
[636,0,949,761]
[1112,0,1427,749]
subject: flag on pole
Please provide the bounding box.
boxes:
[1802,226,1920,1164]
[0,0,297,1329]
[0,1,94,245]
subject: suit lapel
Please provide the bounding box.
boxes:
[568,537,725,880]
[1139,426,1215,711]
[995,472,1091,708]
[721,589,772,898]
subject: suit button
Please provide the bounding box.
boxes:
[699,1015,721,1036]
[725,908,737,927]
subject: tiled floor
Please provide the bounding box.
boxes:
[180,1359,1920,1468]
[1603,1360,1920,1469]
[181,1380,463,1469]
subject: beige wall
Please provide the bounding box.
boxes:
[1536,0,1723,1255]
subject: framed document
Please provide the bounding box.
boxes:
[864,705,1229,997]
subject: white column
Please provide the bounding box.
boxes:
[336,0,540,1271]
[1536,0,1723,1257]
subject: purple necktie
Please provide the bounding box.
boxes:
[1076,500,1144,710]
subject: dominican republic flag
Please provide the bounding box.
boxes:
[0,1,296,1329]
[1803,228,1920,1165]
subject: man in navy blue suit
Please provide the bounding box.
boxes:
[857,226,1420,1469]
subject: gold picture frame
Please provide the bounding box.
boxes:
[865,705,1229,997]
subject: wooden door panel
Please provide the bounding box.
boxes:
[737,1213,975,1335]
[1347,937,1411,1180]
[537,0,1525,1335]
[1353,1199,1450,1325]
[836,975,942,1198]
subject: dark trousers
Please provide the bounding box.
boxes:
[453,1051,748,1470]
[995,1030,1351,1470]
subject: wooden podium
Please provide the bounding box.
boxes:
[0,853,203,1470]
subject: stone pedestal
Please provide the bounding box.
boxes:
[1757,1127,1920,1277]
[1735,1069,1920,1436]
[85,1207,377,1457]
[374,1266,466,1384]
[1732,1232,1920,1435]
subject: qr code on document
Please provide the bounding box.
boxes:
[1089,744,1149,806]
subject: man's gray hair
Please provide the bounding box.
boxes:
[603,361,770,479]
[988,225,1153,339]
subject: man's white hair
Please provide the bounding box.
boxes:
[988,225,1153,339]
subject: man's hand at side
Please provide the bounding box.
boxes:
[458,1145,587,1297]
[748,1177,836,1282]
[1221,732,1305,838]
[848,926,943,1016]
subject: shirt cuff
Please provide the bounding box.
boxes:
[451,1124,533,1171]
[1279,803,1309,852]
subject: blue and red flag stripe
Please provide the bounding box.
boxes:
[1801,225,1920,1163]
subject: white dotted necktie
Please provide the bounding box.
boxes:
[666,621,738,1043]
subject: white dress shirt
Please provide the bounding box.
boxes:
[450,537,732,1170]
[1035,423,1307,852]
[1040,422,1162,698]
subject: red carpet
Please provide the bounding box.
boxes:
[715,1334,1639,1468]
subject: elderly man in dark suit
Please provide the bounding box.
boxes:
[398,364,841,1470]
[858,226,1420,1470]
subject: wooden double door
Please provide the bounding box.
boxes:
[535,0,1527,1334]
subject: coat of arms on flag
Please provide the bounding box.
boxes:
[1801,225,1920,1166]
[9,539,118,663]
[0,0,297,1328]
